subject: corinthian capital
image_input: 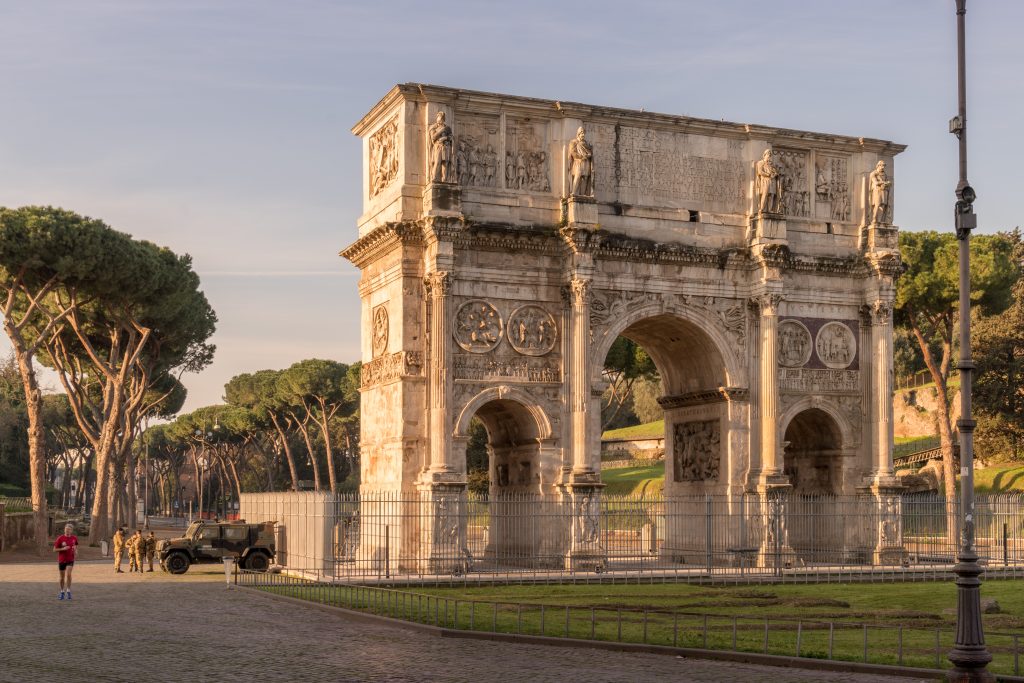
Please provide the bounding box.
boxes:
[566,277,591,307]
[750,292,784,316]
[871,299,893,325]
[423,271,452,297]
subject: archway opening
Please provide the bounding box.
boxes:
[599,314,730,497]
[783,408,843,495]
[459,398,555,568]
[783,408,844,563]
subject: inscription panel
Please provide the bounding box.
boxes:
[589,124,746,212]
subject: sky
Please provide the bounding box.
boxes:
[1,0,1021,413]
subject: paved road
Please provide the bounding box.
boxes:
[0,560,935,683]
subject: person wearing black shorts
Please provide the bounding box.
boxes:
[54,523,78,600]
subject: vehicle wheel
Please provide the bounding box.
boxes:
[165,552,190,575]
[244,552,270,572]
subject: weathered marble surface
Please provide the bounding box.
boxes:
[343,84,906,569]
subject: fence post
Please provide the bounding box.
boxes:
[540,604,545,635]
[763,618,769,654]
[862,624,868,662]
[828,622,834,659]
[705,495,713,574]
[796,622,802,657]
[565,606,570,638]
[591,607,596,640]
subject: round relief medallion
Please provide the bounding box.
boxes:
[453,300,503,353]
[816,321,856,369]
[507,305,558,356]
[777,319,812,368]
[371,305,389,358]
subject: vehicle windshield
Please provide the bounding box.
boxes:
[185,522,203,540]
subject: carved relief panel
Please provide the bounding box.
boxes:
[453,300,503,353]
[673,419,721,482]
[456,114,501,188]
[814,155,851,222]
[505,118,550,192]
[507,305,557,356]
[368,116,399,198]
[815,321,856,369]
[452,299,561,382]
[777,320,812,368]
[775,149,810,218]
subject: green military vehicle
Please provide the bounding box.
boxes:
[159,520,275,574]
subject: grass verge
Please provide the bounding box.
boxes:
[258,579,1024,676]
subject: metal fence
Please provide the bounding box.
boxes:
[239,491,1024,583]
[236,569,1024,679]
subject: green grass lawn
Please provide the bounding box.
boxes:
[262,579,1024,675]
[975,463,1024,494]
[602,420,664,441]
[601,463,664,496]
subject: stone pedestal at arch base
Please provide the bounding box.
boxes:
[563,478,606,572]
[867,481,909,566]
[757,484,796,571]
[419,482,471,575]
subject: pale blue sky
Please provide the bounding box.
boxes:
[1,1,1021,411]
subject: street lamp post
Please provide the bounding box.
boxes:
[946,1,993,681]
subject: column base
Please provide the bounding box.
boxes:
[563,483,605,572]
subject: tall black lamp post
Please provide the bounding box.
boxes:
[946,1,993,681]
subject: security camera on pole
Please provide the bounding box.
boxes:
[946,2,993,681]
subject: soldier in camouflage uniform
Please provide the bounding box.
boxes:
[131,529,145,572]
[145,531,157,572]
[126,532,137,572]
[112,527,126,573]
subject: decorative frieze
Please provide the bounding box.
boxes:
[452,354,561,383]
[779,368,859,394]
[360,350,423,388]
[658,387,748,410]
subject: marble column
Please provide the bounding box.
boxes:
[871,299,896,480]
[568,277,592,474]
[755,293,784,480]
[425,270,454,476]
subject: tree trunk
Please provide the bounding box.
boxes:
[317,407,338,494]
[268,413,300,490]
[909,317,958,542]
[16,354,48,554]
[294,417,321,491]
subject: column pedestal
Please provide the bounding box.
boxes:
[566,195,598,227]
[422,183,461,217]
[564,481,605,572]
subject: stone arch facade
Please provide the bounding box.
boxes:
[343,84,906,569]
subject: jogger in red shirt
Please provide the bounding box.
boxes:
[53,523,78,600]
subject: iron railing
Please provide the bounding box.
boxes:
[239,491,1024,583]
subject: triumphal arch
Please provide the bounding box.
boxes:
[342,84,906,571]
